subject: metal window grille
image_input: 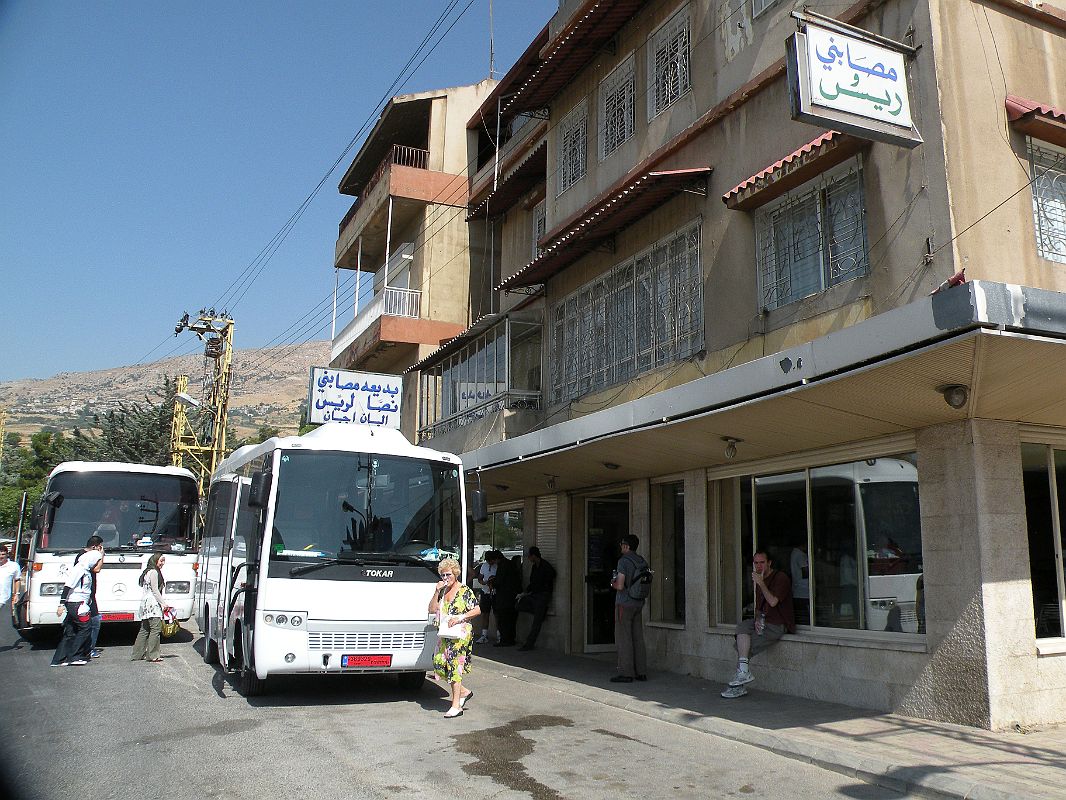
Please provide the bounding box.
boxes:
[600,56,635,160]
[550,221,703,405]
[557,100,588,195]
[648,6,691,120]
[752,0,778,18]
[532,201,546,261]
[1029,140,1066,265]
[755,159,868,311]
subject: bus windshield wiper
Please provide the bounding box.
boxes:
[356,552,441,577]
[288,551,363,577]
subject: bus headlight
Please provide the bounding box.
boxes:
[164,581,191,594]
[264,612,305,629]
[39,583,64,596]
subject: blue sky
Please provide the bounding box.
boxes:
[0,1,555,381]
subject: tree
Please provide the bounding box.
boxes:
[72,377,177,466]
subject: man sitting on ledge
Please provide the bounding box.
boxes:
[722,550,795,699]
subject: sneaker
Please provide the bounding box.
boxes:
[475,634,488,644]
[49,662,66,667]
[90,649,102,658]
[721,684,748,699]
[728,667,754,687]
[68,659,88,666]
[609,675,634,683]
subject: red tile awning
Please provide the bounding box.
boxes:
[502,0,650,116]
[497,167,711,291]
[467,138,547,221]
[1006,94,1066,149]
[722,131,867,212]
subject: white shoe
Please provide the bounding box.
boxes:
[728,667,754,687]
[721,684,748,699]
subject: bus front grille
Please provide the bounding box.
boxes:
[307,632,426,651]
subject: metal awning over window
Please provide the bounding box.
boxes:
[722,131,866,212]
[467,139,547,221]
[497,166,711,291]
[501,0,650,117]
[405,313,504,375]
[1006,94,1066,149]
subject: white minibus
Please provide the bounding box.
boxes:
[195,422,483,696]
[17,462,199,635]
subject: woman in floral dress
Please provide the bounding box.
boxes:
[428,558,480,717]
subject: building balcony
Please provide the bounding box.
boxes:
[335,144,468,270]
[330,285,465,373]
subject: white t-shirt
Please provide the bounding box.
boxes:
[476,561,497,594]
[0,559,20,605]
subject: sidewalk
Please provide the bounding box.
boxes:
[476,643,1066,800]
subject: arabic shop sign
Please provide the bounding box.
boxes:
[307,366,401,428]
[786,18,922,148]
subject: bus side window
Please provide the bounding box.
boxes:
[199,483,237,597]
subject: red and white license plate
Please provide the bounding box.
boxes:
[101,613,135,622]
[341,654,392,668]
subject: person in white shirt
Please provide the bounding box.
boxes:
[474,551,499,644]
[0,545,21,634]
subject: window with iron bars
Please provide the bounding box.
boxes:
[752,0,779,19]
[550,221,703,405]
[600,55,635,160]
[648,5,691,120]
[755,157,868,311]
[532,200,546,262]
[558,99,588,196]
[1028,139,1066,266]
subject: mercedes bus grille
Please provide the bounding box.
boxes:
[307,632,426,651]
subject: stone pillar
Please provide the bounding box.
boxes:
[684,469,709,632]
[904,419,1030,729]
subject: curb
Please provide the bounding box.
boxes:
[483,658,1043,800]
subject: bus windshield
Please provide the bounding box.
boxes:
[41,471,198,552]
[269,450,462,563]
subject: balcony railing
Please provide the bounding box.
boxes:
[338,144,431,234]
[330,286,422,362]
[417,389,542,442]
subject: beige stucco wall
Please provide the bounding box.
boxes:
[929,0,1066,290]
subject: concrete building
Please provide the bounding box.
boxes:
[330,80,498,442]
[402,0,1066,730]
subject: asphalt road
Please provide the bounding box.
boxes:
[0,620,917,800]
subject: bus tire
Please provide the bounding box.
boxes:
[240,665,267,697]
[201,614,219,665]
[397,671,425,692]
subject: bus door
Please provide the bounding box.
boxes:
[221,477,263,672]
[196,478,238,659]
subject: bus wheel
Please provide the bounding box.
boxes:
[201,615,219,665]
[397,671,425,692]
[240,665,267,697]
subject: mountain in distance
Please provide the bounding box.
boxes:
[0,341,331,439]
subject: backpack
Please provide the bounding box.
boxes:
[623,554,654,601]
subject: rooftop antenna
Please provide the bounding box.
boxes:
[488,0,496,79]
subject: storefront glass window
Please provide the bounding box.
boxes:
[1021,443,1064,639]
[652,482,685,623]
[717,454,924,634]
[473,509,525,568]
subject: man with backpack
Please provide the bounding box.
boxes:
[610,534,652,683]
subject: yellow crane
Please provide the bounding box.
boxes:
[170,311,235,497]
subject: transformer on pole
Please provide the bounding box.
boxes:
[170,311,235,497]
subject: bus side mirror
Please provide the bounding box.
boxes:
[249,472,272,508]
[469,489,487,524]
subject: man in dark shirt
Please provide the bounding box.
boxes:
[491,551,522,647]
[722,550,794,698]
[518,546,556,651]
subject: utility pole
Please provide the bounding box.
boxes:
[171,311,235,497]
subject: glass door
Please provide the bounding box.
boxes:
[584,494,628,652]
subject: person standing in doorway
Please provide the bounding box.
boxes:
[518,546,555,651]
[721,550,794,698]
[610,534,648,683]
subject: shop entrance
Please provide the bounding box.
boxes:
[583,494,628,652]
